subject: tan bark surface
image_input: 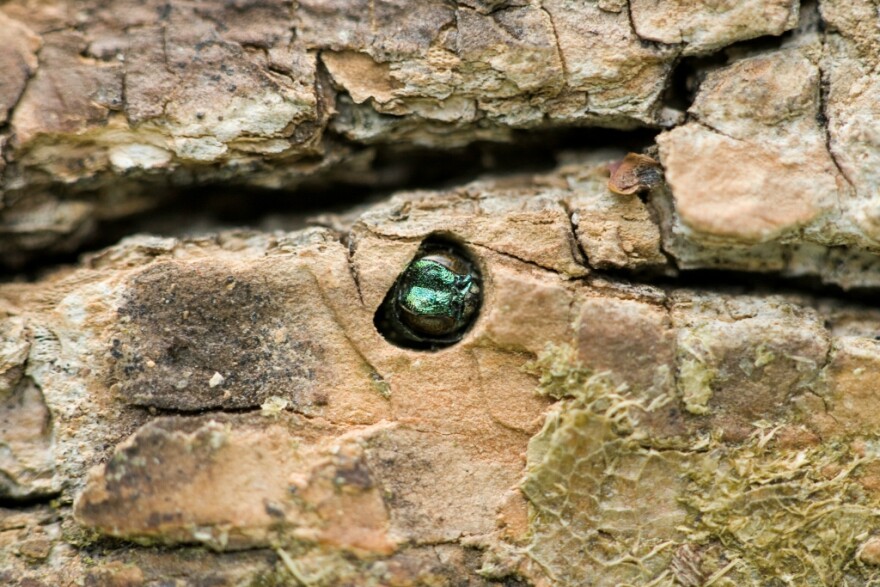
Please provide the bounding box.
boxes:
[4,1,880,586]
[0,0,807,265]
[1,158,880,585]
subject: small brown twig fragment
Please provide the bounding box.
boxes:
[607,153,663,195]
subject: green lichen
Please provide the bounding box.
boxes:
[522,344,690,586]
[677,329,717,415]
[520,343,880,587]
[271,541,493,586]
[370,372,392,399]
[682,429,880,586]
[754,343,776,368]
[679,357,715,415]
[275,547,347,586]
[261,396,291,417]
[523,342,594,401]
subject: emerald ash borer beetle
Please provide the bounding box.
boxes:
[374,237,482,350]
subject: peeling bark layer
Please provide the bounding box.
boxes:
[0,0,811,266]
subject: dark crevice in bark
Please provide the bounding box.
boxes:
[344,232,365,306]
[659,22,801,118]
[595,264,880,313]
[816,13,855,192]
[131,404,267,417]
[124,401,364,427]
[0,126,659,280]
[78,537,280,560]
[559,199,590,269]
[0,490,61,509]
[661,53,713,115]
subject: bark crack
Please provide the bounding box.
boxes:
[469,242,576,277]
[306,253,392,403]
[2,16,44,138]
[344,232,365,306]
[690,116,744,143]
[539,1,568,82]
[559,197,591,269]
[817,59,856,192]
[0,488,61,509]
[625,0,644,44]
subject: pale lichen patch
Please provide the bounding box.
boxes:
[521,344,691,586]
[260,396,289,417]
[108,144,173,171]
[682,431,880,586]
[520,344,880,586]
[678,356,715,416]
[676,328,717,416]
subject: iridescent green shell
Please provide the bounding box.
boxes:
[375,240,482,350]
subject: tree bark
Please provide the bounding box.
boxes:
[0,0,806,266]
[4,1,880,586]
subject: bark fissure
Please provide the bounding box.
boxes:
[559,198,591,269]
[0,494,60,509]
[470,242,574,276]
[817,55,856,192]
[539,1,568,82]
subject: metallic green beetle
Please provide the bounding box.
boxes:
[375,239,482,349]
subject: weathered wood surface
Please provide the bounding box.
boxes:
[0,0,821,267]
[5,0,880,585]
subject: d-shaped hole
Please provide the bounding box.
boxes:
[374,237,482,350]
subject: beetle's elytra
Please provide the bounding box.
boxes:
[374,238,481,350]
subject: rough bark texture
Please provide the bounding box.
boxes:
[2,158,880,586]
[5,1,880,586]
[0,0,808,266]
